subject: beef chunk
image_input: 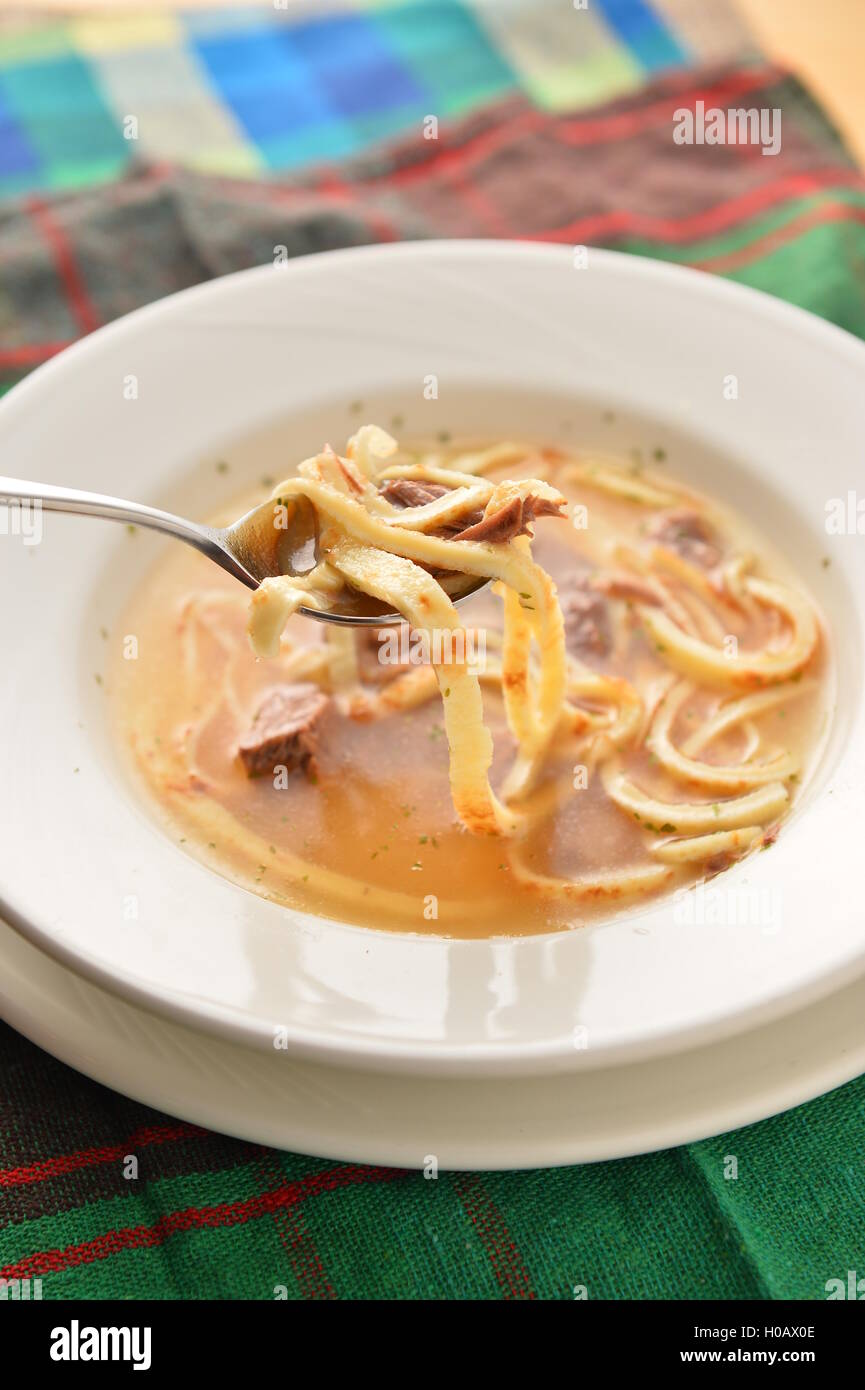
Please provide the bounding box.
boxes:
[452,492,565,544]
[379,478,449,508]
[559,574,611,658]
[648,508,721,568]
[238,683,329,778]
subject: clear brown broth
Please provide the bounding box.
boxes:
[110,431,831,937]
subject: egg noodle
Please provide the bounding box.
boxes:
[192,423,823,909]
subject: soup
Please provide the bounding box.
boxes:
[110,424,831,937]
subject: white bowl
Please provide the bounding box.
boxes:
[4,912,865,1168]
[1,241,863,1080]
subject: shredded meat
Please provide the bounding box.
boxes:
[336,455,365,496]
[649,508,721,569]
[379,478,450,509]
[379,478,565,544]
[705,853,733,877]
[379,477,486,533]
[559,574,611,657]
[452,493,565,544]
[238,683,329,779]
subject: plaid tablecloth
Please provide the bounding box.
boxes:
[0,0,758,196]
[2,5,865,1301]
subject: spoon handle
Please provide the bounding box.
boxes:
[0,476,258,588]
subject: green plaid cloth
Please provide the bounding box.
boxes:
[2,48,865,1298]
[2,1027,864,1298]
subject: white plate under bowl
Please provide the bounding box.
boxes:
[1,242,864,1077]
[2,916,864,1167]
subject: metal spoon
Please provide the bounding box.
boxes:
[0,476,488,626]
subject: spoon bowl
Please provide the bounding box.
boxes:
[0,476,489,625]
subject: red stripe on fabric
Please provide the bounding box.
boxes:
[365,68,783,192]
[0,1123,208,1189]
[368,110,545,190]
[553,64,783,145]
[282,1215,336,1300]
[25,195,101,336]
[446,165,515,238]
[526,169,865,246]
[256,1154,336,1300]
[0,1164,405,1280]
[452,1175,535,1300]
[0,340,74,368]
[687,200,865,273]
[313,172,398,242]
